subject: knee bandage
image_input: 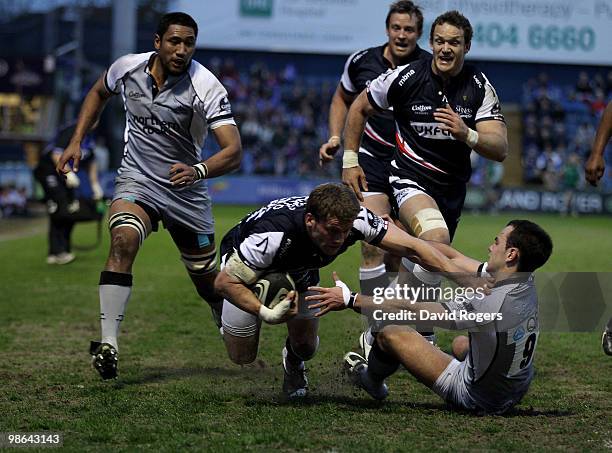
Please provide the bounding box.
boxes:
[109,212,148,246]
[181,249,217,275]
[410,208,448,238]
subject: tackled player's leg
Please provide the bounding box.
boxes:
[283,288,320,398]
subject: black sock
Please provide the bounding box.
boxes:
[285,337,303,366]
[367,341,399,382]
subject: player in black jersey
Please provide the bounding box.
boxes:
[214,183,462,398]
[320,1,430,299]
[342,11,508,348]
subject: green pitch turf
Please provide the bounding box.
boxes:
[1,208,610,451]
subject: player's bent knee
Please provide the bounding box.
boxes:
[109,228,140,259]
[377,325,414,351]
[181,249,217,276]
[452,335,469,361]
[290,336,320,361]
[409,208,449,242]
[109,212,148,247]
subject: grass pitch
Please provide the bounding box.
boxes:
[1,207,611,451]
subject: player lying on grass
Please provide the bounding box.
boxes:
[306,220,552,414]
[214,183,474,398]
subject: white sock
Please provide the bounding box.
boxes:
[99,271,132,351]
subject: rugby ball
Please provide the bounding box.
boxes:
[251,272,296,309]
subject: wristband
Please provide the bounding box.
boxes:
[342,150,359,168]
[193,162,209,180]
[466,128,479,148]
[348,292,358,309]
[329,135,341,143]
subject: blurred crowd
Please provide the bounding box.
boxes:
[0,184,28,218]
[2,60,611,220]
[204,58,339,179]
[521,71,612,192]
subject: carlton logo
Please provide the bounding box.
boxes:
[128,90,146,99]
[411,104,432,113]
[398,69,415,86]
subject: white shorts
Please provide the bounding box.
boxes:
[433,359,526,414]
[113,171,214,234]
[388,174,430,209]
[432,359,478,411]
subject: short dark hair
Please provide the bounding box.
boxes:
[505,220,553,272]
[386,1,424,36]
[306,183,360,224]
[157,12,198,39]
[429,10,473,46]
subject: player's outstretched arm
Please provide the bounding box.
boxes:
[319,84,356,165]
[307,272,454,328]
[342,91,376,201]
[585,100,612,186]
[56,75,113,174]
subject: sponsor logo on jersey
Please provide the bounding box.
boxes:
[128,90,146,99]
[352,50,368,64]
[410,122,454,140]
[130,114,179,135]
[454,105,473,118]
[473,74,483,89]
[513,326,526,341]
[411,104,432,114]
[219,96,231,113]
[398,69,416,86]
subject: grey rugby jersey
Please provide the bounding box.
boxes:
[105,52,236,189]
[443,273,539,407]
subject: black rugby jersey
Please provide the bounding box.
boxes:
[221,196,388,277]
[367,59,504,187]
[340,44,430,161]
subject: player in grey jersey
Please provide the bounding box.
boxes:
[56,12,242,380]
[308,220,552,414]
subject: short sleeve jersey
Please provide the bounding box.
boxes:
[367,59,504,187]
[442,274,539,410]
[220,196,388,281]
[104,52,235,189]
[340,44,430,161]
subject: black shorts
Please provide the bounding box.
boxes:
[358,151,394,197]
[389,173,466,241]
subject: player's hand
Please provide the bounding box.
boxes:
[56,141,83,175]
[65,171,81,188]
[319,137,341,166]
[454,274,494,295]
[258,290,298,324]
[306,272,351,317]
[169,163,197,187]
[342,166,368,201]
[433,103,469,142]
[585,154,605,187]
